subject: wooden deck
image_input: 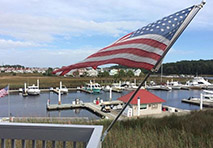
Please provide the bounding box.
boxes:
[47,101,124,120]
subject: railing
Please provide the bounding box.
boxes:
[0,122,103,148]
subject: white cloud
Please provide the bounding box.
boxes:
[0,0,211,67]
[0,39,41,49]
[0,0,211,43]
[0,48,98,67]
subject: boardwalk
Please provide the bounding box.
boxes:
[47,101,124,120]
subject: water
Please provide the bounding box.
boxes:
[0,90,201,119]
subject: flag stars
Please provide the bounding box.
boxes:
[162,23,165,26]
[176,13,179,16]
[161,29,164,32]
[150,29,153,32]
[174,18,178,21]
[180,16,183,19]
[182,11,185,13]
[156,26,160,28]
[168,20,172,23]
[167,26,170,29]
[172,24,175,27]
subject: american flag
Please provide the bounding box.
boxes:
[0,86,9,98]
[53,6,195,76]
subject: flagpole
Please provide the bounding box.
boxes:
[101,71,152,141]
[100,1,206,142]
[8,84,10,118]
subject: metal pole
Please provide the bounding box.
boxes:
[137,97,140,116]
[109,87,112,101]
[100,1,206,142]
[200,93,203,110]
[101,71,152,141]
[8,84,10,117]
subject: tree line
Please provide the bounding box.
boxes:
[159,59,213,75]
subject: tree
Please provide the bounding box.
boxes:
[44,67,53,76]
[98,71,109,77]
[117,69,126,78]
[126,70,134,77]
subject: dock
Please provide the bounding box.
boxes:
[182,99,213,107]
[47,101,124,120]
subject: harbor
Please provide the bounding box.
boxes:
[0,89,202,119]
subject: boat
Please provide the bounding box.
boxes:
[111,82,124,93]
[145,81,171,91]
[186,77,212,89]
[27,84,40,95]
[146,85,172,91]
[84,81,101,93]
[102,85,111,92]
[56,85,68,94]
[166,80,182,90]
[187,90,213,102]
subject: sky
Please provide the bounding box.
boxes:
[0,0,212,68]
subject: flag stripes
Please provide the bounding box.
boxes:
[0,86,9,98]
[53,6,195,76]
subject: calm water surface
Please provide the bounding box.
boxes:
[0,90,201,119]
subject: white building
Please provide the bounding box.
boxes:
[109,69,118,76]
[118,89,165,117]
[134,69,142,76]
[87,69,98,77]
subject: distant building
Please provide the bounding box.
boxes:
[134,69,142,76]
[87,69,98,77]
[118,89,165,117]
[109,69,118,76]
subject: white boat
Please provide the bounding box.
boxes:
[186,77,212,89]
[56,85,68,94]
[84,81,101,93]
[188,90,213,102]
[27,84,40,95]
[103,85,111,92]
[146,85,172,91]
[166,80,182,90]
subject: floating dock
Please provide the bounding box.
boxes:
[182,99,213,107]
[46,101,124,120]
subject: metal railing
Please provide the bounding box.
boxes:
[0,122,103,148]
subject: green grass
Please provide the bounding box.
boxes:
[12,110,213,148]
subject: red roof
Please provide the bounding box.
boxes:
[118,89,166,105]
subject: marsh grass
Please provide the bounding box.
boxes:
[10,110,213,148]
[0,74,194,90]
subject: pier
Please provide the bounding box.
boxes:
[182,99,213,107]
[46,101,124,120]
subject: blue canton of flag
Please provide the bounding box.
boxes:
[53,5,198,76]
[131,6,194,40]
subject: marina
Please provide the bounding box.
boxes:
[0,89,203,120]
